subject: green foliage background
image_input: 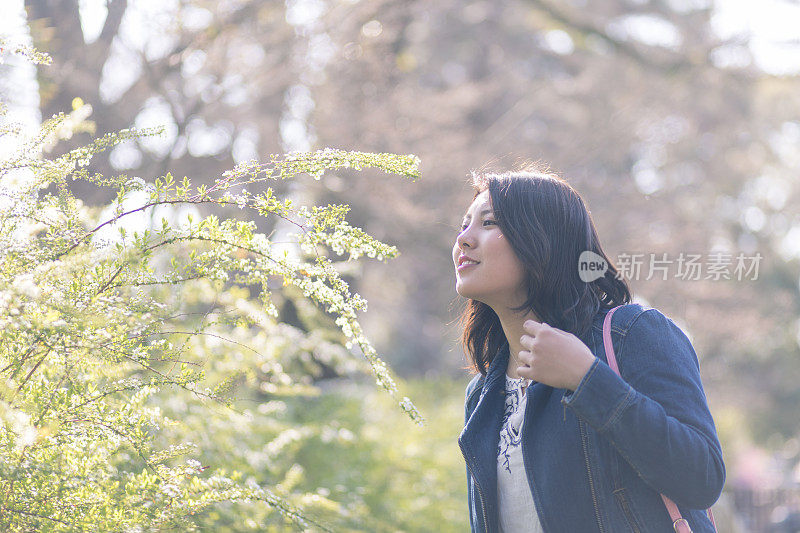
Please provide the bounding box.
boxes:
[168,372,470,532]
[0,44,475,532]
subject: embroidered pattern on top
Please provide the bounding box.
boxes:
[497,375,529,473]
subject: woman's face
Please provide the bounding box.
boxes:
[452,190,527,308]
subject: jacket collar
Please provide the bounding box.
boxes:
[458,340,510,530]
[484,339,510,392]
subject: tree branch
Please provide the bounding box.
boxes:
[524,0,698,74]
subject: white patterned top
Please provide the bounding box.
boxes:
[497,374,543,533]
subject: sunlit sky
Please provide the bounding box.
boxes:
[711,0,800,75]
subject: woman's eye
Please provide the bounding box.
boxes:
[458,220,496,233]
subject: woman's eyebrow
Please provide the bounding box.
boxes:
[462,209,494,221]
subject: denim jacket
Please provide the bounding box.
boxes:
[458,303,725,533]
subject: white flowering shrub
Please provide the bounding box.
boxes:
[0,46,421,531]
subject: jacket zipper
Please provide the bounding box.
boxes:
[459,439,490,533]
[580,420,606,533]
[462,382,489,532]
[615,490,643,533]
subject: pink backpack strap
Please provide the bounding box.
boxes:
[602,305,718,533]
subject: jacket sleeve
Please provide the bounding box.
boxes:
[561,308,726,509]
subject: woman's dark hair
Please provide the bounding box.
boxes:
[459,166,631,376]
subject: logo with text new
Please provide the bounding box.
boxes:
[578,251,608,282]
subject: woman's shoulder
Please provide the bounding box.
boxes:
[611,303,701,369]
[606,302,681,336]
[613,302,683,334]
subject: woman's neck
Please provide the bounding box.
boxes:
[493,305,541,379]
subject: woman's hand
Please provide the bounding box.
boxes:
[517,320,597,391]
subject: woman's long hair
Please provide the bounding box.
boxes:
[459,167,631,376]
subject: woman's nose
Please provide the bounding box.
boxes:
[456,227,474,249]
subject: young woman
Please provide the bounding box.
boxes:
[454,169,725,533]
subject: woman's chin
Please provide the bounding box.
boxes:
[455,283,483,302]
[455,280,468,296]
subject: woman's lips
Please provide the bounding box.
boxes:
[457,261,480,272]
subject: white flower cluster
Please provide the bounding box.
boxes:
[125,177,147,191]
[160,483,182,498]
[12,272,41,299]
[186,458,203,473]
[0,404,38,451]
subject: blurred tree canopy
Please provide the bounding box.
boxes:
[16,0,800,480]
